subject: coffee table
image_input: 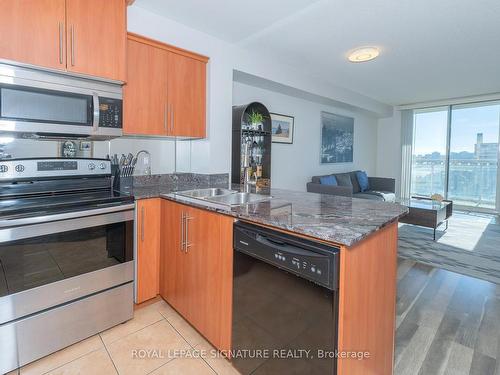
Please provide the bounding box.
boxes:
[398,197,453,240]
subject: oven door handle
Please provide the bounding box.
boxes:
[0,206,135,243]
[0,203,135,229]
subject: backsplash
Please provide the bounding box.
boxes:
[117,173,230,199]
[0,138,178,175]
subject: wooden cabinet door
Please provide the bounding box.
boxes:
[167,52,207,138]
[124,38,169,135]
[159,200,233,352]
[184,207,233,352]
[65,0,126,81]
[0,0,66,70]
[183,206,220,331]
[160,200,189,316]
[136,199,161,304]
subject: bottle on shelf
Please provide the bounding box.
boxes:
[232,102,271,187]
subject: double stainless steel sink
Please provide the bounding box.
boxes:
[175,188,272,206]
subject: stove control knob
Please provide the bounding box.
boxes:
[99,162,106,170]
[15,164,25,173]
[0,165,8,173]
[88,163,96,171]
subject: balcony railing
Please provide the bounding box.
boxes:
[411,158,497,208]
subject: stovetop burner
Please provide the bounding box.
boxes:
[0,190,133,220]
[0,158,133,222]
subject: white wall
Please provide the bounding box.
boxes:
[128,6,234,174]
[376,111,402,196]
[2,6,397,181]
[2,138,176,175]
[94,138,176,175]
[233,81,379,191]
[2,6,399,181]
[127,5,392,176]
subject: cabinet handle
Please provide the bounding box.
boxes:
[70,25,75,66]
[170,104,174,133]
[181,211,185,251]
[185,215,193,252]
[167,103,168,133]
[58,22,64,65]
[140,206,145,242]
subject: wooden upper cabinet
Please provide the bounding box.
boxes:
[124,39,168,135]
[124,33,208,138]
[168,52,207,138]
[136,199,161,304]
[0,0,66,70]
[65,0,126,81]
[0,0,126,81]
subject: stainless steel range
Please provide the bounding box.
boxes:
[0,158,134,374]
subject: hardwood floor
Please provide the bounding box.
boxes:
[398,212,500,285]
[396,258,500,375]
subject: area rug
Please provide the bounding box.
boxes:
[398,212,500,285]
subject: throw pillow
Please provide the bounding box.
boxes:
[335,173,353,187]
[350,171,361,193]
[319,175,337,185]
[356,171,370,192]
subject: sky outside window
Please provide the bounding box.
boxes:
[450,103,500,155]
[413,108,448,156]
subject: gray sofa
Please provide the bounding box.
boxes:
[306,171,396,202]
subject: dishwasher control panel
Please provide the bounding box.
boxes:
[234,222,339,290]
[270,249,331,284]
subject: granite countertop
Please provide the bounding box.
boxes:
[121,179,408,247]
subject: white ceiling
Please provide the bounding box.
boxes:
[135,0,500,106]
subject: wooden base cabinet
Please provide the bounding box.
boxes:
[337,221,398,375]
[136,199,161,303]
[160,200,233,352]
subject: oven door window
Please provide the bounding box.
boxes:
[0,220,133,298]
[0,84,93,126]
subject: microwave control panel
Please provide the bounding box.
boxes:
[99,97,123,129]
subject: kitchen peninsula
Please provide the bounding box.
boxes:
[129,178,408,375]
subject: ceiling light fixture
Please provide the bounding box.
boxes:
[347,47,380,63]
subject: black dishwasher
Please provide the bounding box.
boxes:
[232,221,340,375]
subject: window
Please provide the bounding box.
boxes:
[411,107,448,197]
[411,102,500,211]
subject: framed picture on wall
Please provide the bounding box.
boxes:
[271,113,294,144]
[320,111,354,164]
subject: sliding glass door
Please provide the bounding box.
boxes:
[411,102,500,211]
[448,103,499,209]
[411,107,449,197]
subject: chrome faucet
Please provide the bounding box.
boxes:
[243,166,253,193]
[135,150,151,176]
[241,137,255,192]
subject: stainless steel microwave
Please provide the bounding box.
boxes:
[0,63,123,140]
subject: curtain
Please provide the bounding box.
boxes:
[400,109,414,199]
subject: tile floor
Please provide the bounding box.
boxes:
[8,259,499,374]
[8,298,239,375]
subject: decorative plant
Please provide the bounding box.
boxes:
[247,110,265,125]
